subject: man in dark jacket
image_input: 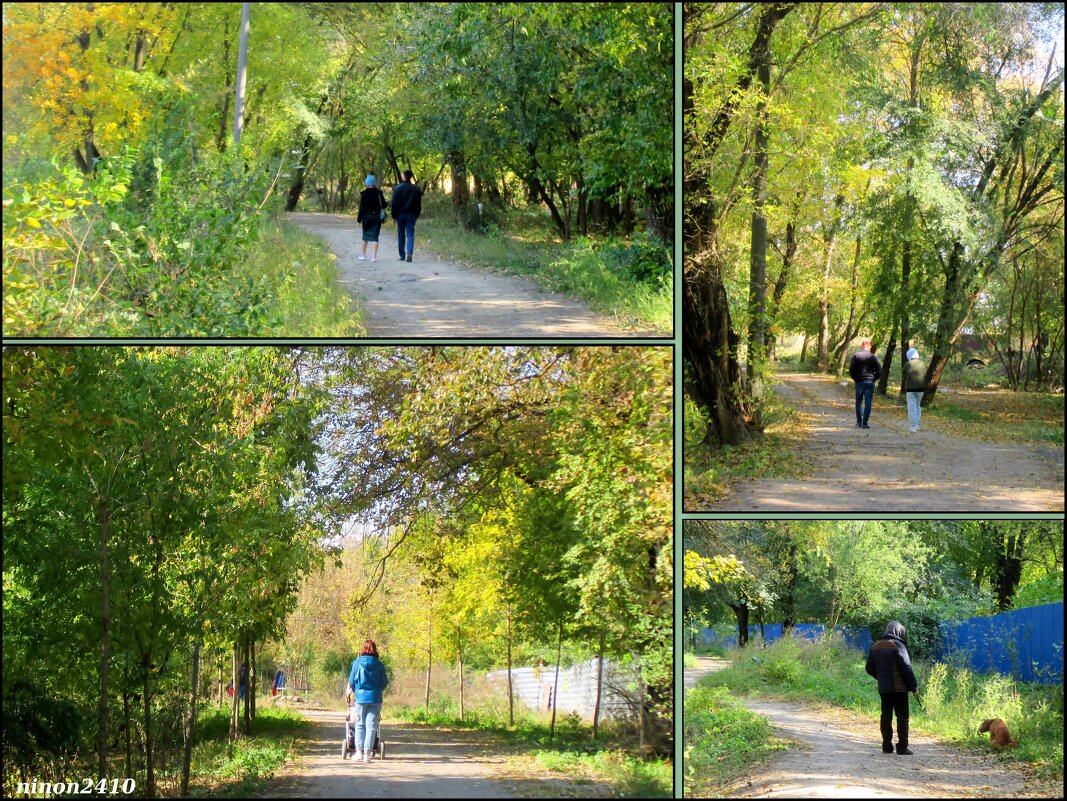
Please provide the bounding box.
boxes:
[390,169,422,262]
[848,339,882,429]
[865,621,919,755]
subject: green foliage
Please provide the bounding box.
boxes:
[1012,573,1064,611]
[684,684,789,797]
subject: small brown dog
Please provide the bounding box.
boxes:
[979,718,1017,748]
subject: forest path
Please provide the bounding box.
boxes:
[684,662,1036,798]
[260,708,518,798]
[288,212,647,337]
[719,371,1064,512]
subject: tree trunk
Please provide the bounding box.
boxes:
[730,602,750,647]
[180,640,201,796]
[591,627,605,740]
[233,2,250,147]
[994,529,1026,611]
[122,684,132,779]
[782,541,797,632]
[767,219,797,362]
[217,17,231,151]
[250,639,256,720]
[218,655,223,708]
[506,604,514,727]
[643,185,673,247]
[746,48,772,426]
[424,595,433,710]
[835,235,864,375]
[228,643,239,755]
[457,626,465,722]
[242,636,251,734]
[448,150,469,208]
[549,617,564,738]
[877,328,897,396]
[636,658,646,756]
[817,196,844,372]
[142,669,155,798]
[94,494,112,783]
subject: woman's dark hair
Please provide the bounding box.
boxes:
[401,169,414,182]
[360,639,379,657]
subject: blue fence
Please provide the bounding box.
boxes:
[697,622,872,653]
[697,601,1064,685]
[939,601,1063,684]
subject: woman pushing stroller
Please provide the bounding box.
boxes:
[345,639,389,763]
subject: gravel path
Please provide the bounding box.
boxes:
[716,372,1064,512]
[288,212,654,337]
[684,660,1038,798]
[261,709,517,798]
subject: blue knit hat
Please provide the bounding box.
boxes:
[365,175,376,187]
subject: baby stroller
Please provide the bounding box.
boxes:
[342,703,385,760]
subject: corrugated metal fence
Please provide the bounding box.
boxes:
[485,658,636,719]
[940,601,1063,684]
[698,602,1064,684]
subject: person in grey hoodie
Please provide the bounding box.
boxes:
[902,348,927,433]
[865,621,919,755]
[346,640,390,762]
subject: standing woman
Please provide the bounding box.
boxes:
[356,175,388,262]
[346,639,389,763]
[902,348,927,433]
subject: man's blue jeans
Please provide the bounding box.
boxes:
[855,380,875,426]
[396,214,416,257]
[354,702,382,754]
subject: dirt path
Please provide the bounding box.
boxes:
[684,656,728,692]
[719,372,1064,512]
[288,212,653,337]
[261,709,518,798]
[684,661,1038,798]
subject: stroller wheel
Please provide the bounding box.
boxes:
[341,740,349,759]
[378,739,385,759]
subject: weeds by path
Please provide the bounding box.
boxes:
[390,702,671,798]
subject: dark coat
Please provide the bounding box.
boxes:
[356,187,387,225]
[866,623,918,694]
[390,181,422,219]
[849,349,882,383]
[903,358,927,392]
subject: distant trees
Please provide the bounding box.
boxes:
[684,2,1065,446]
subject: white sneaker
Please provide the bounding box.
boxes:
[358,255,366,261]
[371,258,378,262]
[908,427,918,433]
[362,752,370,763]
[353,749,363,761]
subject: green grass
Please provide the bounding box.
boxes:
[245,218,364,336]
[390,698,671,798]
[698,636,1064,784]
[684,684,790,797]
[417,198,672,332]
[188,707,312,797]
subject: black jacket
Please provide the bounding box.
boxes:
[865,624,918,694]
[390,181,422,219]
[849,350,882,383]
[356,187,387,225]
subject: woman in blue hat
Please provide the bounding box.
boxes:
[356,175,388,262]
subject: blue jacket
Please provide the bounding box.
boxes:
[348,655,389,705]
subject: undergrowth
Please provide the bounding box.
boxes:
[698,635,1063,783]
[390,696,671,798]
[416,194,672,333]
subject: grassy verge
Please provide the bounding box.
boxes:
[390,700,671,798]
[417,201,671,333]
[684,385,811,507]
[697,636,1064,784]
[189,707,313,798]
[245,218,364,336]
[919,390,1064,446]
[683,684,791,797]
